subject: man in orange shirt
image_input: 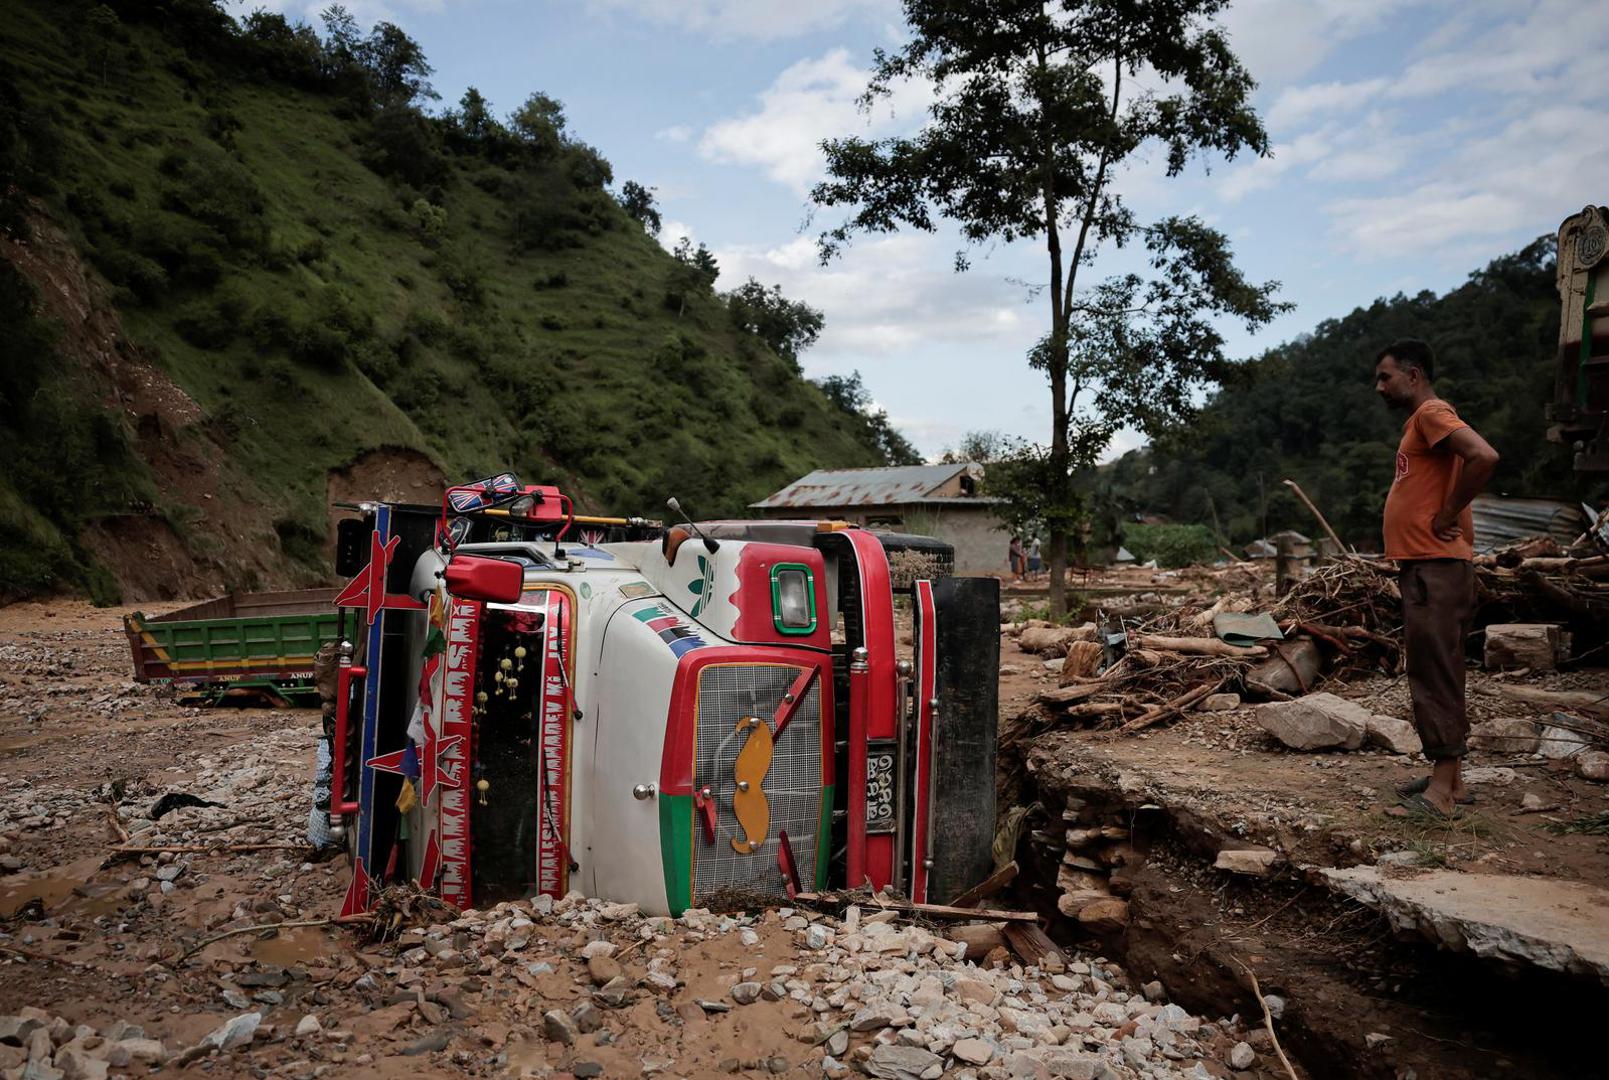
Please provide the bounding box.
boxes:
[1374,339,1500,817]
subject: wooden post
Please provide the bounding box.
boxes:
[1275,534,1295,596]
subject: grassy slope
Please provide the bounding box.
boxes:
[0,2,879,597]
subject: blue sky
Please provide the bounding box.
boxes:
[250,0,1609,459]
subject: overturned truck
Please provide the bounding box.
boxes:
[321,477,999,918]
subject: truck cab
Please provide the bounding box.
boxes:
[325,479,998,917]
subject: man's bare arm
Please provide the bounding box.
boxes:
[1431,427,1500,541]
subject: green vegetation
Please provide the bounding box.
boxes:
[1118,523,1218,568]
[0,0,901,600]
[1104,239,1591,549]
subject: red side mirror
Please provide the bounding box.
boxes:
[444,555,525,604]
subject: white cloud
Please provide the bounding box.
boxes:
[657,221,698,254]
[1219,0,1431,86]
[715,231,1037,364]
[699,48,931,193]
[587,0,895,42]
[654,125,693,143]
[1266,78,1387,130]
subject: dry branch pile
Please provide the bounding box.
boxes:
[1011,538,1609,741]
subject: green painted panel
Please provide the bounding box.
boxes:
[658,794,693,916]
[815,785,834,891]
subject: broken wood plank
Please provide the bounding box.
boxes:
[791,893,1039,922]
[1002,921,1066,968]
[1035,683,1103,706]
[1492,685,1609,718]
[1483,624,1564,672]
[1119,679,1226,734]
[947,861,1019,908]
[1133,635,1268,658]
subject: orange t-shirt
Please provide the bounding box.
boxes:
[1383,398,1473,561]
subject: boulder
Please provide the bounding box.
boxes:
[1255,693,1368,750]
[1577,751,1609,782]
[1213,847,1281,877]
[1483,623,1564,672]
[864,1044,944,1080]
[1075,898,1129,933]
[1536,722,1589,760]
[1201,693,1242,712]
[1365,714,1422,756]
[1468,718,1539,754]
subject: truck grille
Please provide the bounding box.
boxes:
[692,664,821,904]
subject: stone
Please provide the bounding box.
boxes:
[826,1029,849,1057]
[0,1017,44,1047]
[105,1039,164,1066]
[1213,847,1281,877]
[730,982,762,1006]
[1537,722,1589,760]
[804,925,832,951]
[1229,1041,1255,1070]
[1468,718,1540,754]
[1039,1049,1100,1079]
[401,1031,449,1056]
[1141,980,1165,1002]
[293,1015,321,1038]
[851,1006,896,1032]
[950,977,996,1006]
[205,1013,261,1052]
[1262,995,1286,1020]
[1255,693,1368,750]
[1075,898,1129,933]
[572,1060,604,1078]
[1483,623,1563,672]
[1365,714,1422,756]
[598,902,639,921]
[1577,750,1609,782]
[543,1009,577,1046]
[1201,693,1241,712]
[587,954,623,985]
[571,1002,604,1034]
[864,1044,944,1080]
[951,1038,994,1065]
[1365,1032,1393,1050]
[581,940,618,959]
[53,1047,108,1080]
[19,1061,62,1080]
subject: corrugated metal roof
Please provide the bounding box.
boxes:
[1471,495,1587,552]
[750,463,979,509]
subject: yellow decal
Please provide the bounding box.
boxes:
[729,717,773,855]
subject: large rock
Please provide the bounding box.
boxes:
[1323,867,1609,984]
[1468,718,1539,754]
[1483,623,1563,671]
[1075,898,1129,933]
[1578,751,1609,782]
[864,1044,944,1080]
[1255,693,1368,750]
[1214,847,1281,877]
[1365,714,1422,756]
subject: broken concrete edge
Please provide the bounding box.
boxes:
[1321,866,1609,985]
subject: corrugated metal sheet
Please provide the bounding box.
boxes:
[751,463,979,509]
[1471,495,1587,552]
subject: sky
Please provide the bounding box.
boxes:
[243,0,1609,460]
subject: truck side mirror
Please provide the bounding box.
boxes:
[445,555,525,604]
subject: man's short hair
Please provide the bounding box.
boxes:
[1377,338,1434,381]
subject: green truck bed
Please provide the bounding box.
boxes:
[123,589,354,705]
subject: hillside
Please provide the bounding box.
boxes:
[1102,238,1596,549]
[0,0,902,603]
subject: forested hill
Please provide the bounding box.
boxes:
[0,0,911,603]
[1104,238,1585,550]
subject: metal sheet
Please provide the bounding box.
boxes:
[1471,495,1588,552]
[751,463,984,509]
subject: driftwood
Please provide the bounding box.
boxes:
[1133,635,1267,658]
[1036,683,1103,706]
[1492,685,1609,718]
[947,861,1019,908]
[1281,478,1348,553]
[1120,679,1226,734]
[1001,921,1067,968]
[792,892,1038,922]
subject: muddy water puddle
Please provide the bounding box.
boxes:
[0,856,117,917]
[246,925,343,967]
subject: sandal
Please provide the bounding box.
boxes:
[1393,792,1461,820]
[1396,776,1475,805]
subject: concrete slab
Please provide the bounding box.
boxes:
[1323,867,1609,983]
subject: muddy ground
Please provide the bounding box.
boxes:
[4,595,1608,1080]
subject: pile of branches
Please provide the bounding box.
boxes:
[1017,536,1607,739]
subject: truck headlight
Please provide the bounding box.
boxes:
[770,564,816,634]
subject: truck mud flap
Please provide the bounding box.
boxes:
[921,576,1000,904]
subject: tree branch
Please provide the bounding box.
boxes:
[1062,54,1123,321]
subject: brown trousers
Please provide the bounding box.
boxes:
[1399,559,1475,759]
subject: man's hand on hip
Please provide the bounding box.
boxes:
[1430,508,1462,542]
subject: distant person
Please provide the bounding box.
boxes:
[1374,339,1499,818]
[1027,536,1042,578]
[1007,535,1024,581]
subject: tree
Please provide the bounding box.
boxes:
[84,5,120,86]
[361,22,436,106]
[665,236,719,317]
[814,371,923,466]
[454,86,495,141]
[510,92,567,155]
[725,278,824,371]
[812,0,1287,615]
[618,180,661,235]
